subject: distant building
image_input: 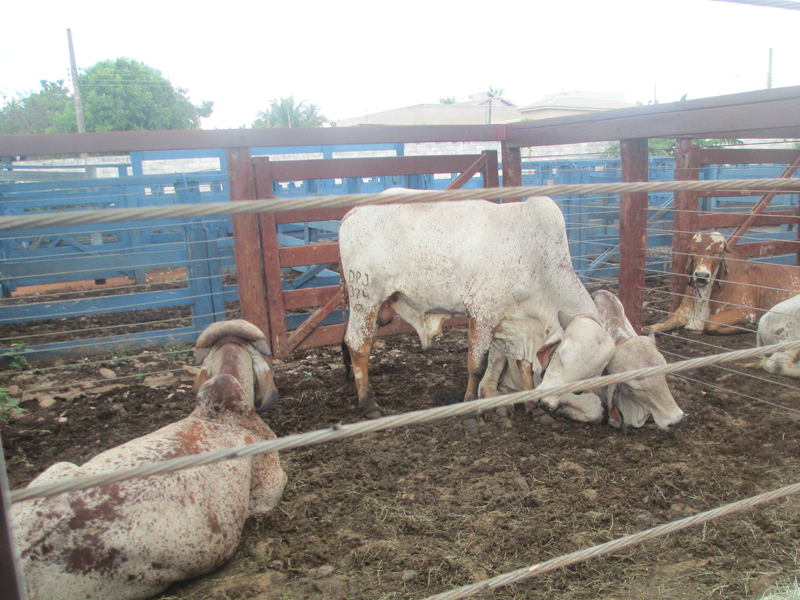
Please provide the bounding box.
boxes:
[334,91,639,159]
[518,91,635,120]
[334,92,521,127]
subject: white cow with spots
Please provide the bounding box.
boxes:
[12,321,287,600]
[339,194,616,419]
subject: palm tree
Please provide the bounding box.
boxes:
[252,96,328,128]
[439,96,456,104]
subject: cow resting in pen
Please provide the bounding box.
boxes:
[648,231,800,335]
[749,294,800,377]
[478,290,684,430]
[339,194,616,419]
[12,320,287,600]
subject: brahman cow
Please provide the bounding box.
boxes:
[750,294,800,377]
[478,291,684,430]
[648,231,800,335]
[592,290,684,430]
[193,319,278,411]
[13,321,287,600]
[339,194,616,419]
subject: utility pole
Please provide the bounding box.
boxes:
[767,48,773,89]
[67,29,86,134]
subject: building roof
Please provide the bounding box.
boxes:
[519,91,634,113]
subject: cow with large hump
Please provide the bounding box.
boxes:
[338,193,616,420]
[12,320,287,600]
[478,290,684,431]
[648,231,800,335]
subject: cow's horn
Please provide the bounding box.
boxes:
[558,311,574,331]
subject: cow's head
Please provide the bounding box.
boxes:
[194,320,278,412]
[599,333,684,431]
[686,231,731,289]
[536,312,616,411]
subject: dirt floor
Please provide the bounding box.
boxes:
[2,278,800,599]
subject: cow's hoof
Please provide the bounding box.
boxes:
[461,417,481,431]
[495,406,509,419]
[365,409,383,420]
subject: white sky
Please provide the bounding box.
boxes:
[1,0,798,130]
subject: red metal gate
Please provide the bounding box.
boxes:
[227,149,500,358]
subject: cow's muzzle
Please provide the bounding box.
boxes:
[693,271,711,287]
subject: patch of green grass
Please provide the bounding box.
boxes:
[0,387,23,423]
[164,343,193,364]
[7,343,30,371]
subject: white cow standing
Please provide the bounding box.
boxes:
[339,194,616,419]
[752,294,800,377]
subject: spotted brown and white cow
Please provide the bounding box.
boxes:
[193,319,278,411]
[12,321,287,600]
[649,231,800,335]
[339,194,616,419]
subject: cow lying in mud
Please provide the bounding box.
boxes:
[478,291,684,431]
[648,231,800,335]
[339,193,616,420]
[12,320,287,600]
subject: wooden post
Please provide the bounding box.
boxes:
[619,139,649,331]
[671,138,699,312]
[483,150,499,188]
[254,158,291,358]
[501,142,522,188]
[226,148,271,339]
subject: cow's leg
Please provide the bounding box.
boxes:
[465,317,494,403]
[478,349,513,420]
[764,350,800,377]
[519,360,546,418]
[462,317,494,427]
[704,310,750,335]
[344,305,387,419]
[646,292,693,333]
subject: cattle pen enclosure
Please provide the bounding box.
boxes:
[3,86,800,600]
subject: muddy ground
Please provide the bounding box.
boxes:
[2,278,800,599]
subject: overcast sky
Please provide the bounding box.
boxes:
[2,0,798,129]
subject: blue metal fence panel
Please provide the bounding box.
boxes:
[2,149,798,361]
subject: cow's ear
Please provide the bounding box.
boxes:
[716,257,729,288]
[557,311,574,331]
[536,339,561,370]
[193,367,210,394]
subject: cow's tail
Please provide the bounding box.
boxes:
[339,258,354,382]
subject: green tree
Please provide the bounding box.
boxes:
[0,80,76,135]
[252,96,329,128]
[601,138,743,158]
[0,59,213,135]
[439,96,456,104]
[80,58,212,131]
